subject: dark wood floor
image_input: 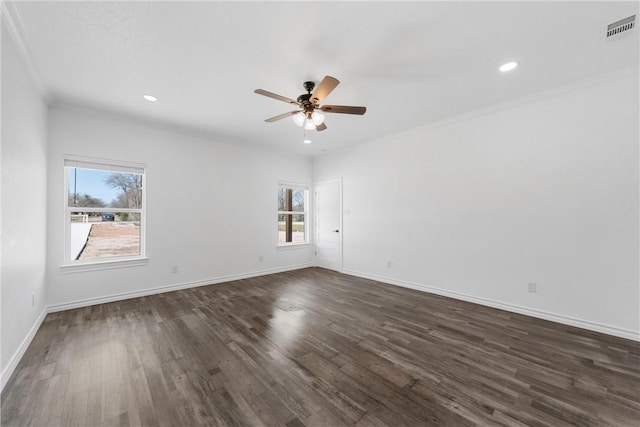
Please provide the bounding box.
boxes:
[2,268,639,426]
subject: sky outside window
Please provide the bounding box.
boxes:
[68,168,136,206]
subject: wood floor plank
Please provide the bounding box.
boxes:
[2,267,639,426]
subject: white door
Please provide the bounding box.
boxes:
[315,179,342,271]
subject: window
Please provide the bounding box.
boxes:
[278,183,308,245]
[63,157,146,265]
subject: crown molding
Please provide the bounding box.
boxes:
[317,64,639,160]
[1,0,53,103]
[408,65,640,136]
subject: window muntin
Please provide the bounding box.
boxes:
[64,158,145,264]
[278,184,308,245]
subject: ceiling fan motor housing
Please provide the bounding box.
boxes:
[297,93,316,115]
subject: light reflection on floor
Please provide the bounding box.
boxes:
[267,294,307,350]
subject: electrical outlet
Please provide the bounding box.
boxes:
[386,261,392,268]
[528,282,537,293]
[259,255,264,262]
[32,293,35,307]
[172,265,179,274]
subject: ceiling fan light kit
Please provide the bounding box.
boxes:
[311,110,325,125]
[255,75,366,132]
[292,112,305,126]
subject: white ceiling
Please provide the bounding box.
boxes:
[6,1,639,157]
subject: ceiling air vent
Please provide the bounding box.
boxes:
[607,15,635,39]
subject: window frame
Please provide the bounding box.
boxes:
[277,181,309,247]
[62,155,147,271]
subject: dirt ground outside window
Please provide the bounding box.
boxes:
[78,222,140,260]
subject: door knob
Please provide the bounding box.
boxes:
[333,229,340,233]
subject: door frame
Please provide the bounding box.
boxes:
[314,178,343,271]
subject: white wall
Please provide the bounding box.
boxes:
[1,22,49,386]
[46,105,313,308]
[314,68,639,339]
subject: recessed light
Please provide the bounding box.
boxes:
[303,139,312,144]
[143,94,158,102]
[499,62,518,72]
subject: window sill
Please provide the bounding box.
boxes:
[61,257,148,274]
[277,243,311,251]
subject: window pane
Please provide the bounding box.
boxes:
[278,187,286,211]
[68,167,142,209]
[69,211,140,260]
[291,215,305,243]
[278,213,288,244]
[278,187,305,212]
[278,213,305,244]
[291,189,305,212]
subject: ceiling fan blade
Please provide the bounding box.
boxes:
[254,89,300,106]
[320,105,367,115]
[311,76,340,104]
[265,111,300,122]
[315,123,327,131]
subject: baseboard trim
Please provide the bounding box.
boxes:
[0,308,48,392]
[4,264,635,394]
[342,269,639,342]
[48,263,313,313]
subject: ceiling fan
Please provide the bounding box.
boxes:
[254,76,366,131]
